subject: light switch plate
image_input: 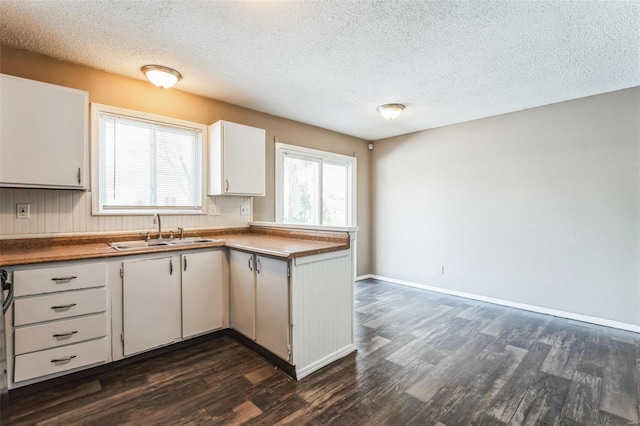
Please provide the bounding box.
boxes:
[209,204,220,216]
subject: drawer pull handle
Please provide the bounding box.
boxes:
[51,355,76,364]
[53,331,78,338]
[51,303,77,310]
[51,276,77,282]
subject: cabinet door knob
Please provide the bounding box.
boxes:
[225,179,230,192]
[256,258,262,274]
[170,259,174,275]
[184,256,188,271]
[77,167,82,185]
[248,257,253,271]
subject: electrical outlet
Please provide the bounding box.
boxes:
[208,204,220,216]
[240,205,250,215]
[16,203,30,219]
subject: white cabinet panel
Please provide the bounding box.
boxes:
[0,74,88,189]
[208,120,265,196]
[14,338,108,383]
[123,256,181,356]
[255,256,289,361]
[14,262,106,297]
[229,249,256,339]
[14,313,107,355]
[181,251,224,338]
[14,287,107,326]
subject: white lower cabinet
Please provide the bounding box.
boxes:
[14,338,109,383]
[122,256,181,356]
[255,256,290,361]
[7,260,110,386]
[181,251,224,338]
[4,239,354,387]
[14,287,107,326]
[229,250,257,339]
[229,249,290,361]
[14,313,107,355]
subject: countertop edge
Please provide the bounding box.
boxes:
[0,234,351,267]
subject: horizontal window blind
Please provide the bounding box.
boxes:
[99,112,202,211]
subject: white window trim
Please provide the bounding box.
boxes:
[275,142,357,226]
[90,103,208,215]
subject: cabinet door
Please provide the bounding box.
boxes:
[181,251,223,338]
[255,256,290,361]
[0,74,87,189]
[222,122,265,195]
[229,250,255,339]
[123,257,180,356]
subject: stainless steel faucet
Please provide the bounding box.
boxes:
[152,213,163,239]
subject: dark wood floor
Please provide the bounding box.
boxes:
[9,278,640,425]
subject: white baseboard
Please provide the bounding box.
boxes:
[355,274,374,281]
[365,275,640,334]
[296,344,357,380]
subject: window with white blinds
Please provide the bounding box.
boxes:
[92,104,205,214]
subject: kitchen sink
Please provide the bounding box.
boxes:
[109,237,222,251]
[168,237,221,246]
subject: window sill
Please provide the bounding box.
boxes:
[93,209,204,216]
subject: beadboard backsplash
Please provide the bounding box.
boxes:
[0,188,251,237]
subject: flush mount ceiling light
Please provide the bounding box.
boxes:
[141,65,182,89]
[377,103,405,120]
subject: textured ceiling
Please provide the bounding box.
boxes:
[1,1,638,141]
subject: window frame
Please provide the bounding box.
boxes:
[90,103,207,215]
[275,142,357,227]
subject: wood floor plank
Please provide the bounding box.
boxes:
[559,370,602,424]
[539,326,587,379]
[482,341,552,423]
[438,343,528,425]
[497,314,553,350]
[405,331,495,403]
[244,365,279,385]
[600,340,639,422]
[576,341,609,378]
[510,372,571,425]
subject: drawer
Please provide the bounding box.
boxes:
[14,337,109,382]
[14,288,107,326]
[14,262,106,297]
[14,313,107,355]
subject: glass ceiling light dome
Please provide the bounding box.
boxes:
[141,65,182,89]
[377,103,405,120]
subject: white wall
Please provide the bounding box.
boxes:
[372,88,640,325]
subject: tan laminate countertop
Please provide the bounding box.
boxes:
[0,232,350,267]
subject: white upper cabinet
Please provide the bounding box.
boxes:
[208,120,265,196]
[0,74,88,189]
